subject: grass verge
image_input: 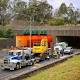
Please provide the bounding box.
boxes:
[23,55,80,80]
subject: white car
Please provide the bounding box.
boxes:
[64,47,74,54]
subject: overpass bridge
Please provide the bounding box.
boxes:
[31,25,80,36]
[15,25,80,36]
[49,26,80,36]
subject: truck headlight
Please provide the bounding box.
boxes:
[10,62,15,65]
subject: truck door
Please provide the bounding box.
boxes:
[25,54,31,63]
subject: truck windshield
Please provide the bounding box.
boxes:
[8,52,21,56]
[54,44,63,47]
[8,52,14,56]
[34,43,40,46]
[16,52,21,56]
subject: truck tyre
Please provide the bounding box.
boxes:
[57,54,60,59]
[35,59,39,63]
[60,50,64,56]
[28,61,34,66]
[16,63,21,69]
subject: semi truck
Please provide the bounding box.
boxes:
[1,48,35,70]
[32,37,53,62]
[16,34,53,62]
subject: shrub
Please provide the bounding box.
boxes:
[0,30,5,37]
[5,29,14,38]
[48,18,64,26]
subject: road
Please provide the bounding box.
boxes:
[0,50,7,57]
[0,50,79,80]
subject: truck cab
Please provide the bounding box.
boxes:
[54,42,68,56]
[54,42,68,50]
[32,38,51,62]
[1,48,34,70]
[32,38,48,54]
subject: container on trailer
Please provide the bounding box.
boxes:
[16,35,53,48]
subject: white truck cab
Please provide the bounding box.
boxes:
[1,48,34,70]
[54,42,68,56]
[54,42,68,51]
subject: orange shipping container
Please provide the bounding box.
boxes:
[16,35,53,48]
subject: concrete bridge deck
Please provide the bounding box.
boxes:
[15,25,80,36]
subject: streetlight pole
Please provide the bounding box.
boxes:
[29,15,34,54]
[30,16,32,54]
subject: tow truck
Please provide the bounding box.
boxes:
[1,48,35,70]
[54,42,68,56]
[32,37,52,62]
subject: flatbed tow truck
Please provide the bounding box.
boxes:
[1,48,35,70]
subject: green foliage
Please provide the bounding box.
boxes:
[23,29,47,35]
[5,29,14,38]
[23,29,30,35]
[0,0,10,26]
[0,30,5,37]
[0,0,9,10]
[31,30,38,35]
[58,3,67,16]
[0,0,79,26]
[0,28,14,38]
[48,18,64,26]
[67,6,76,24]
[35,1,52,23]
[54,3,79,25]
[39,30,47,35]
[14,0,53,24]
[14,1,27,19]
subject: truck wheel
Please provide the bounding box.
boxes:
[35,59,39,63]
[28,61,34,66]
[57,54,60,59]
[16,63,21,69]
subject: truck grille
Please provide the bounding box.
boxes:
[4,59,9,64]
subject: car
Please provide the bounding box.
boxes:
[64,47,74,54]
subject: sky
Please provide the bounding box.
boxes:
[47,0,80,10]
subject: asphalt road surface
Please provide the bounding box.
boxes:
[0,51,7,57]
